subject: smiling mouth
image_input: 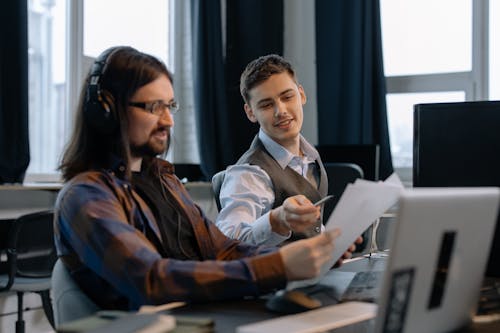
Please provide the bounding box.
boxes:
[153,127,169,139]
[274,118,293,127]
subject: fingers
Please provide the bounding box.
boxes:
[323,228,341,243]
[285,195,319,214]
[279,196,321,233]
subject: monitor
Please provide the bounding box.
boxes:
[413,100,500,277]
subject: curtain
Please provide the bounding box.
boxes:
[0,0,30,184]
[191,0,230,179]
[191,0,284,179]
[315,0,393,179]
[224,0,284,171]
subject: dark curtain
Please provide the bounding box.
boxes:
[191,0,229,179]
[0,0,30,183]
[315,0,393,179]
[192,0,283,179]
[224,0,284,172]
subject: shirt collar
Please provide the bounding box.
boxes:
[258,129,319,170]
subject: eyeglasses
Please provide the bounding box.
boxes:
[128,100,180,116]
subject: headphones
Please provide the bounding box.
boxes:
[84,47,120,134]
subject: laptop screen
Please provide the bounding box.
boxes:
[375,188,500,333]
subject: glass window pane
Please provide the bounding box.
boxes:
[27,0,67,175]
[84,0,170,67]
[380,0,472,76]
[490,0,500,100]
[387,92,465,168]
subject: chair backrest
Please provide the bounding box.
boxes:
[211,170,226,211]
[51,259,100,327]
[316,144,380,181]
[1,210,57,291]
[323,162,364,221]
[12,210,57,277]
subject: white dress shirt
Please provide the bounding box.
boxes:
[214,129,321,246]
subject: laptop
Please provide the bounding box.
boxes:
[238,187,500,333]
[373,187,500,333]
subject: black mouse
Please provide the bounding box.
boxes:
[265,290,322,314]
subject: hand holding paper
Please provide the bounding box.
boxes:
[288,173,403,289]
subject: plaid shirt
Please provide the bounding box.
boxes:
[54,158,286,310]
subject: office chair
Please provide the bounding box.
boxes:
[323,162,369,252]
[316,144,380,181]
[322,162,364,219]
[51,259,100,327]
[211,170,226,211]
[0,210,57,333]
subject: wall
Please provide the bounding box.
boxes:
[284,0,318,145]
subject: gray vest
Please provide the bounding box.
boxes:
[237,136,328,240]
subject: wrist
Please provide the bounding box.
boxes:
[270,208,291,236]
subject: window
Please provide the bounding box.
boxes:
[380,0,494,183]
[27,0,67,177]
[27,0,190,180]
[491,0,500,99]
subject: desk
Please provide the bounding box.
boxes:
[168,256,500,333]
[0,183,60,219]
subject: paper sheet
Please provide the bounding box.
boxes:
[288,173,403,290]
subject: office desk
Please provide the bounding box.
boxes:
[167,257,380,332]
[0,183,60,219]
[168,255,500,333]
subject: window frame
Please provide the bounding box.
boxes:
[26,0,182,182]
[384,0,489,184]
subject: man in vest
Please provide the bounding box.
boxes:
[216,54,345,248]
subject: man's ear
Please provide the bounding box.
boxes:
[244,103,258,123]
[298,85,307,106]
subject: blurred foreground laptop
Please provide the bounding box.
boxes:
[237,187,500,333]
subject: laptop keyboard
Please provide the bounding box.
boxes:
[341,271,384,302]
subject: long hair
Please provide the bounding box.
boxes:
[59,46,173,181]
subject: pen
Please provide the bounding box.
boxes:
[313,195,334,207]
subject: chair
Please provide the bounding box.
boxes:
[316,144,380,181]
[322,162,364,219]
[51,259,100,327]
[0,210,57,333]
[323,162,369,253]
[211,170,226,211]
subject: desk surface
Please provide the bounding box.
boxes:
[0,182,62,191]
[169,255,500,333]
[0,207,53,220]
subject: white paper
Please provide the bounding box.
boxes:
[288,173,403,289]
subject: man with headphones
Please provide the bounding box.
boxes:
[54,46,343,310]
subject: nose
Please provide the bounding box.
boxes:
[159,109,174,127]
[273,100,286,118]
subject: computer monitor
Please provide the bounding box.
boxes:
[413,100,500,277]
[316,144,380,181]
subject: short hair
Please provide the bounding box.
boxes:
[59,46,173,181]
[239,54,298,104]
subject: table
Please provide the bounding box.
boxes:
[168,255,500,333]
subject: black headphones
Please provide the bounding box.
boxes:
[84,47,120,134]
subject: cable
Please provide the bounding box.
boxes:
[157,162,194,260]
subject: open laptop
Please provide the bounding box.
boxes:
[238,187,500,333]
[373,187,500,333]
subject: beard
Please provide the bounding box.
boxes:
[130,130,171,158]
